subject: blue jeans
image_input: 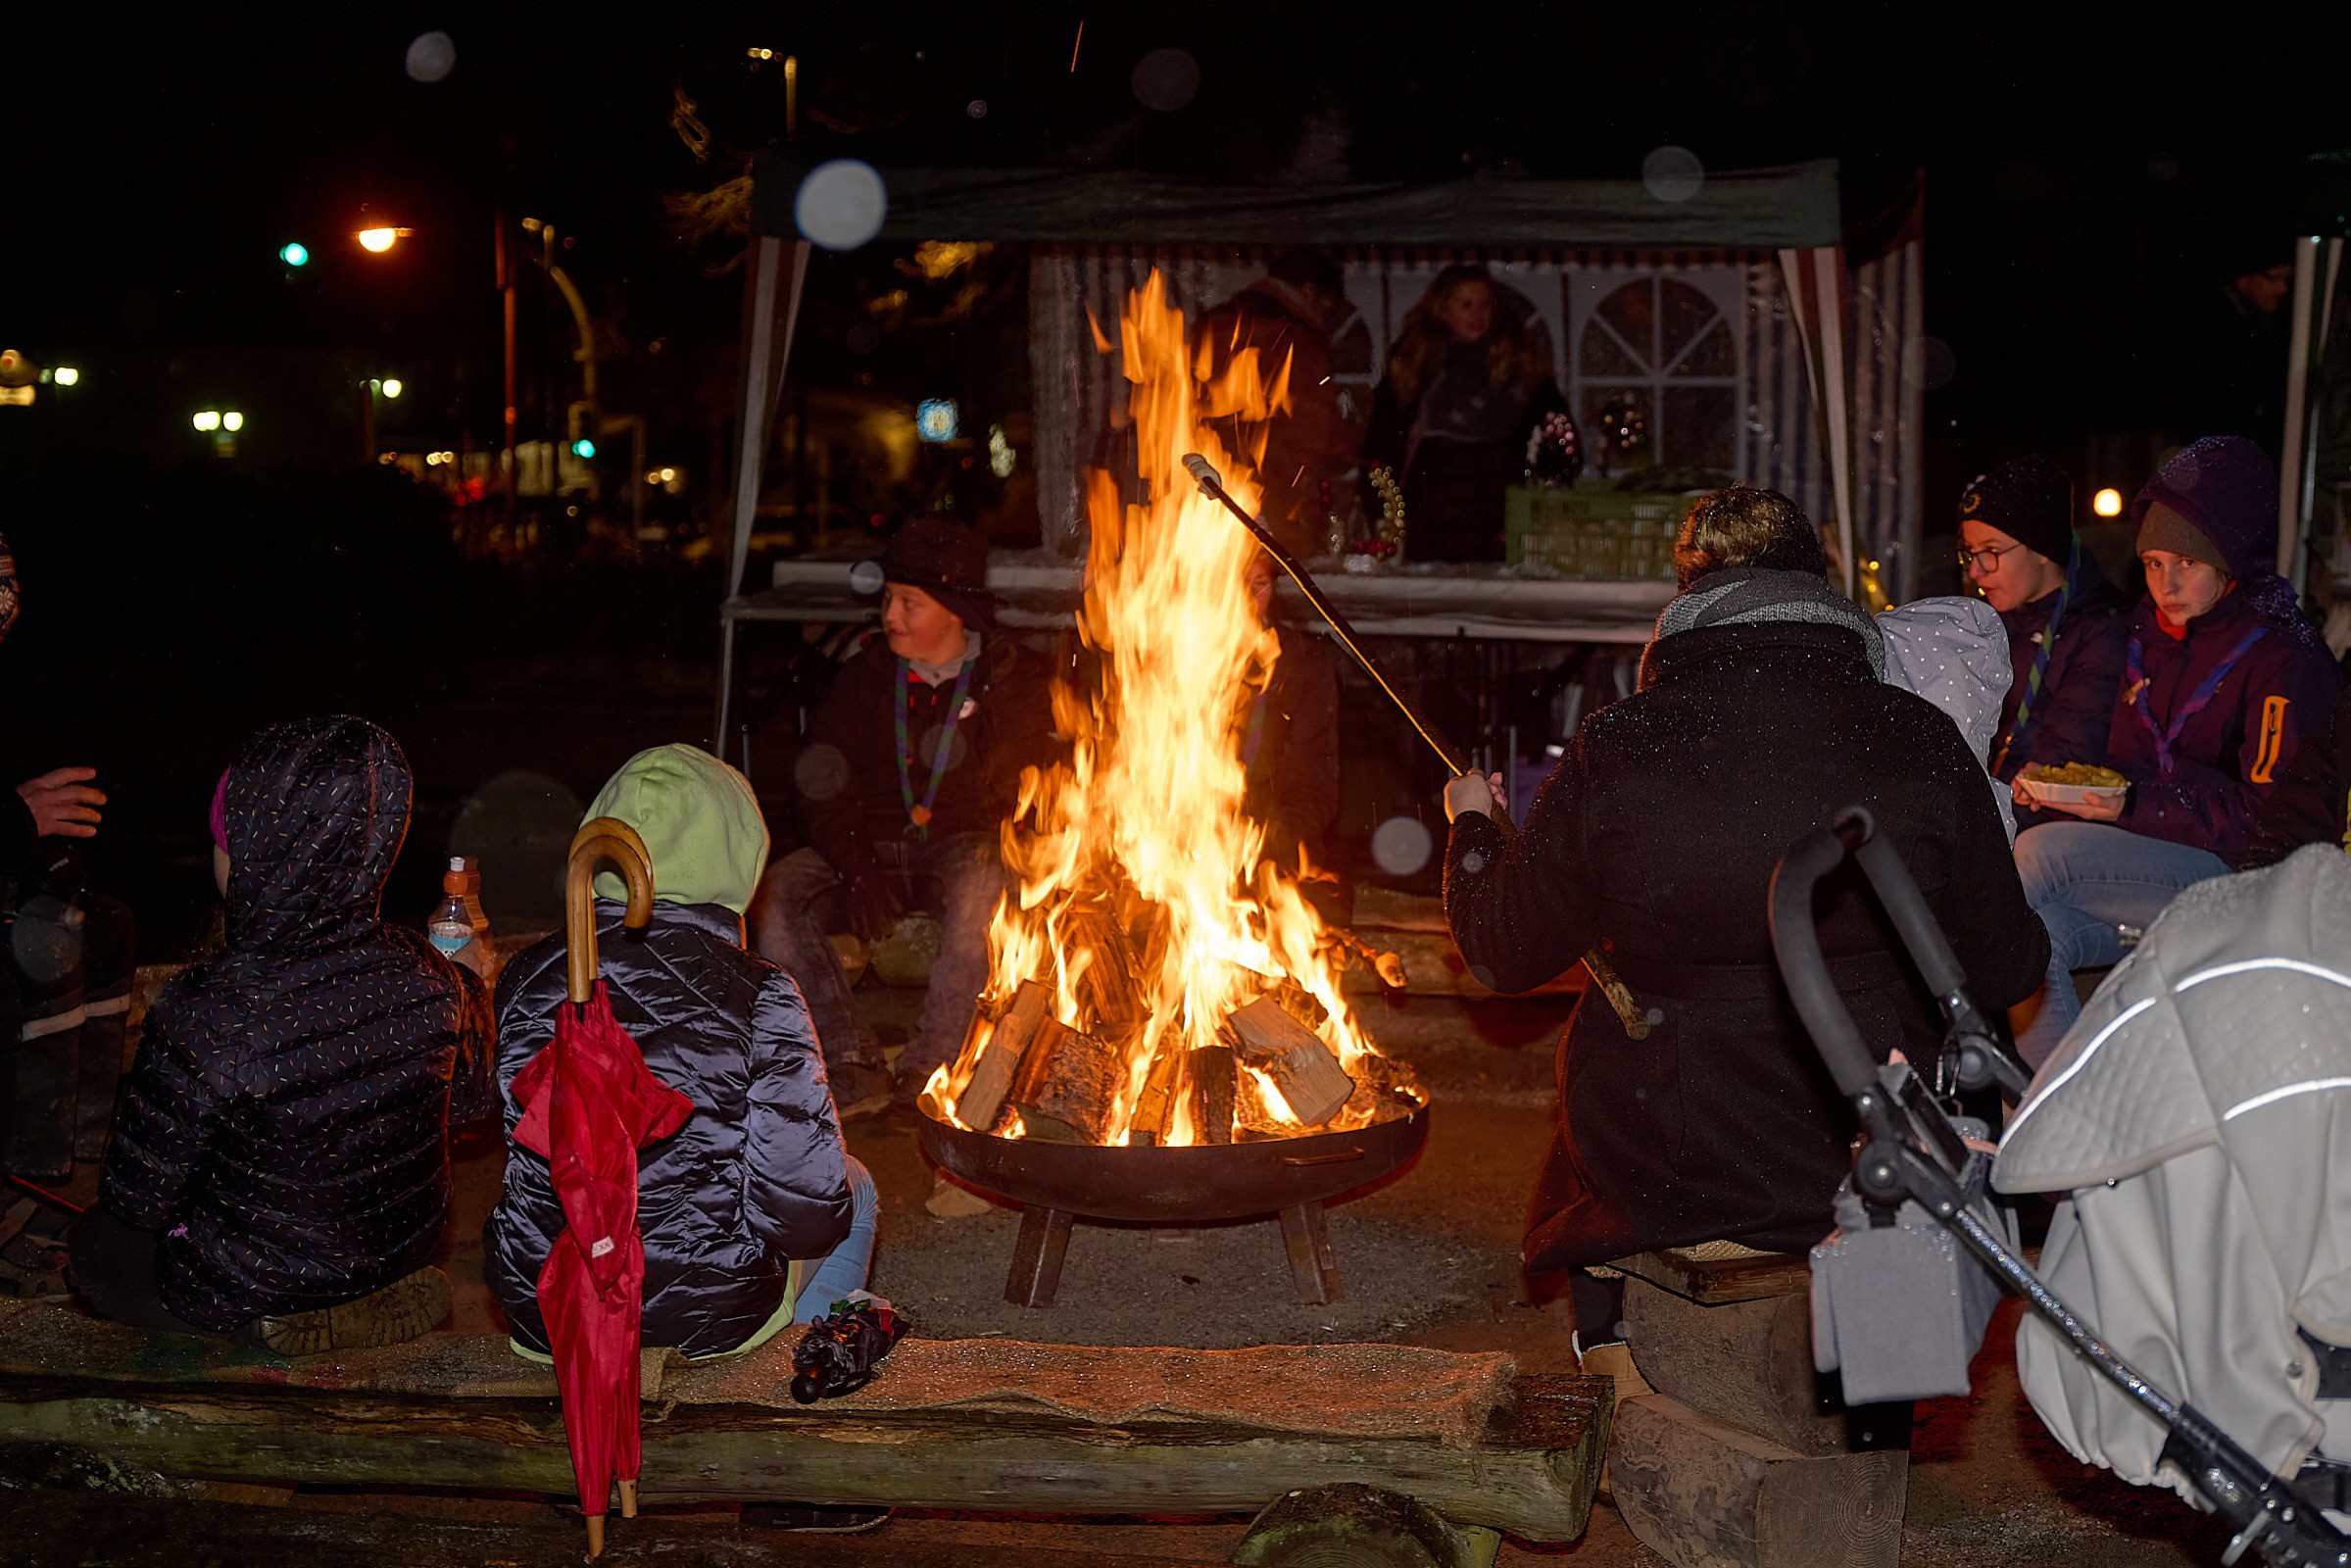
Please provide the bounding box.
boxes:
[2012,822,2228,1066]
[795,1154,880,1324]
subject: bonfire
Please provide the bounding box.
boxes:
[922,271,1424,1149]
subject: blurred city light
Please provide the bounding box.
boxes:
[748,46,774,60]
[193,411,221,431]
[916,399,958,442]
[222,412,245,432]
[2091,487,2124,517]
[571,438,596,459]
[380,378,404,399]
[279,242,310,268]
[357,227,401,253]
[51,367,79,387]
[988,423,1014,477]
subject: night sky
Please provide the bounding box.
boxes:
[8,6,2351,468]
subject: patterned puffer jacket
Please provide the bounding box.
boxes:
[100,716,491,1331]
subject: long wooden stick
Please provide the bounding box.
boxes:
[565,817,656,1004]
[1183,455,1653,1041]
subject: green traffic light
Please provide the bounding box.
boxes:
[279,242,310,268]
[571,439,596,460]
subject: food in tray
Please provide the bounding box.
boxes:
[2019,762,2129,790]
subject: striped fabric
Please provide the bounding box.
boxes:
[1030,242,1923,601]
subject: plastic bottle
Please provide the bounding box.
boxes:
[429,856,487,959]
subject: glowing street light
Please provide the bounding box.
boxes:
[193,411,221,432]
[2091,487,2124,518]
[379,378,404,399]
[222,411,245,432]
[357,226,410,253]
[51,367,78,387]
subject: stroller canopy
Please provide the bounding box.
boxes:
[1993,845,2351,1503]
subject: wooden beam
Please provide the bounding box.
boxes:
[0,1374,1610,1544]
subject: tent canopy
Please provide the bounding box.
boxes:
[748,152,1843,249]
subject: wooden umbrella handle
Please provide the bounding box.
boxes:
[565,817,655,1004]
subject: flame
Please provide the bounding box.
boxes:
[930,270,1419,1146]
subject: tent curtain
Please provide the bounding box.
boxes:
[726,235,811,599]
[1778,245,1858,598]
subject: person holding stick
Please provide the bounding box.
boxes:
[1441,487,2047,1356]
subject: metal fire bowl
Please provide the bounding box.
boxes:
[916,1102,1430,1224]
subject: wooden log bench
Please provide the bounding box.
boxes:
[1599,1247,1910,1568]
[0,1302,1609,1567]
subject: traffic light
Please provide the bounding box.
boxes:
[279,242,310,268]
[571,438,596,460]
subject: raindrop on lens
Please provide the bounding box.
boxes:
[1371,816,1433,876]
[1641,146,1705,204]
[966,99,988,120]
[795,160,889,251]
[405,31,457,84]
[795,743,851,802]
[1130,48,1201,113]
[1900,336,1957,391]
[848,560,886,595]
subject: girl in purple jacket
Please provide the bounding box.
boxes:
[2012,437,2342,1063]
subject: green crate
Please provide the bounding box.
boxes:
[1505,487,1688,581]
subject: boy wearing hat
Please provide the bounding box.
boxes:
[755,516,1053,1114]
[2012,436,2342,1062]
[1957,454,2130,824]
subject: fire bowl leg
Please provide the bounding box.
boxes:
[1005,1205,1075,1307]
[1279,1200,1344,1305]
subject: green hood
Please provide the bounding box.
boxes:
[584,745,769,914]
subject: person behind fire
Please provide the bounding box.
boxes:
[754,515,1055,1116]
[1441,486,2047,1356]
[2010,436,2342,1064]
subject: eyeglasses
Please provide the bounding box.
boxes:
[1956,541,2023,571]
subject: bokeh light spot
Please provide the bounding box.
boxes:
[795,161,889,251]
[1370,815,1434,876]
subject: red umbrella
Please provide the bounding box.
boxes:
[508,818,691,1561]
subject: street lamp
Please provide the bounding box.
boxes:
[222,411,245,432]
[193,411,221,432]
[51,367,78,387]
[357,226,411,253]
[2091,487,2124,518]
[379,378,404,399]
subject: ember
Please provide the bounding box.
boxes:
[923,271,1422,1147]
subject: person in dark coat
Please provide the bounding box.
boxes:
[755,516,1054,1112]
[1363,266,1573,563]
[2013,436,2344,1063]
[73,716,487,1347]
[1195,251,1363,559]
[2241,687,2351,870]
[487,744,866,1360]
[1240,552,1341,886]
[1955,456,2130,827]
[1443,488,2047,1346]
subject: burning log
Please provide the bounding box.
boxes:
[1128,1045,1185,1148]
[1222,999,1355,1129]
[1005,1019,1127,1145]
[954,980,1054,1134]
[1183,1046,1237,1146]
[1064,901,1152,1036]
[1341,1053,1423,1126]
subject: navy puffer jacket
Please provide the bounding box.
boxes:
[483,901,851,1358]
[100,716,490,1332]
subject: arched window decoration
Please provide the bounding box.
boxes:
[1574,274,1740,473]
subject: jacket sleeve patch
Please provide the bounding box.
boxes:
[2251,694,2290,785]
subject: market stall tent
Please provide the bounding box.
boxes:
[716,154,1923,743]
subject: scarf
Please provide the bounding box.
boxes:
[1641,566,1886,689]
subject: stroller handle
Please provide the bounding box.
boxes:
[1768,815,1883,1101]
[1837,807,1976,1004]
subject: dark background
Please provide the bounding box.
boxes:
[4,4,2347,955]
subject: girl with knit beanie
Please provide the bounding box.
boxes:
[2011,436,2342,1064]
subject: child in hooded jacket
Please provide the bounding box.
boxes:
[484,745,873,1359]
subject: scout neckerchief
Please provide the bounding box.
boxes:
[2126,621,2268,778]
[1991,537,2079,776]
[895,657,976,838]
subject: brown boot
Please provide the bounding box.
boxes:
[247,1266,451,1356]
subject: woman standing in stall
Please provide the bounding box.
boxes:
[1362,266,1573,563]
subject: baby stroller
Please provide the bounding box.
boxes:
[1772,808,2351,1568]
